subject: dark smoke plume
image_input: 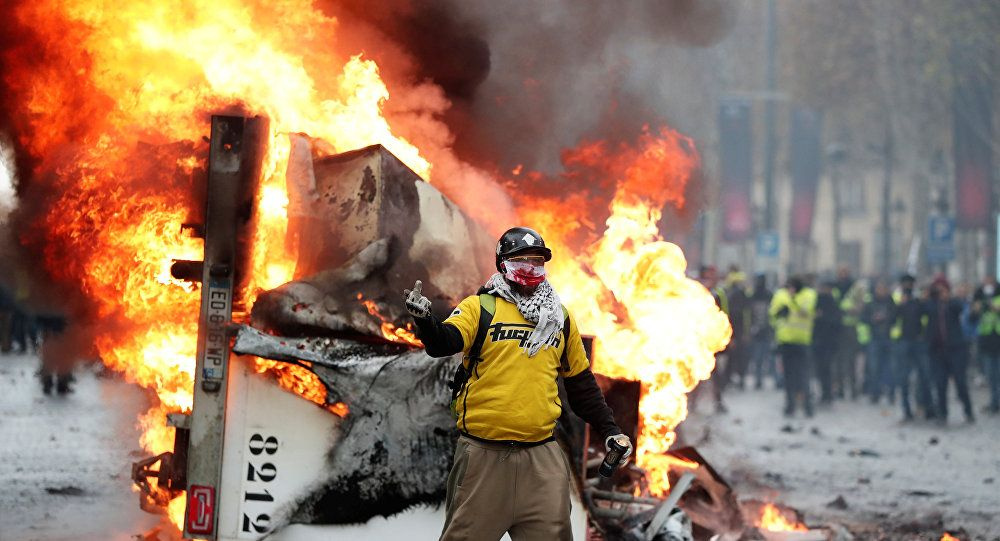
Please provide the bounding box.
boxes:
[326,0,737,175]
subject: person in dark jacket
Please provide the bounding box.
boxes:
[0,281,13,353]
[862,279,897,404]
[723,269,751,390]
[895,275,933,419]
[812,281,841,404]
[923,278,975,423]
[748,274,776,389]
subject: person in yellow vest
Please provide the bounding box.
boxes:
[832,267,860,400]
[971,294,1000,414]
[861,279,897,404]
[404,226,630,541]
[971,275,999,381]
[769,275,818,417]
[689,264,730,413]
[840,280,871,400]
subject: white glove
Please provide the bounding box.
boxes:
[605,434,633,467]
[403,280,432,318]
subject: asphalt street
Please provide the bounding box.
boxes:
[680,372,1000,540]
[0,352,160,541]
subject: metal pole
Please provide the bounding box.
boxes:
[881,121,893,274]
[184,115,267,540]
[831,162,842,266]
[763,0,778,231]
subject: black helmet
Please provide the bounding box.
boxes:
[495,226,552,271]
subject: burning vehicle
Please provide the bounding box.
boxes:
[128,115,737,540]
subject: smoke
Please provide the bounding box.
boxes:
[331,0,491,100]
[314,0,736,239]
[329,0,735,171]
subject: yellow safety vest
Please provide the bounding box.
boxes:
[978,297,1000,337]
[890,290,903,340]
[856,291,873,345]
[769,287,817,345]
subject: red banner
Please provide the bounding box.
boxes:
[718,98,753,242]
[788,108,823,242]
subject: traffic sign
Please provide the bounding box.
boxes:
[926,216,955,264]
[756,231,779,259]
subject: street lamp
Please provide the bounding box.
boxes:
[826,142,848,266]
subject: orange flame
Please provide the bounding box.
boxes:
[941,534,961,541]
[756,503,808,532]
[520,126,729,494]
[5,0,429,529]
[250,359,349,417]
[361,297,424,347]
[167,495,187,534]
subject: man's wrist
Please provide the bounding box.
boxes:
[601,427,624,443]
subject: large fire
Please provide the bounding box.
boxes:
[521,127,730,494]
[3,0,432,527]
[3,0,727,531]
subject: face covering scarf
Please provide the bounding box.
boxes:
[503,259,546,287]
[484,269,564,357]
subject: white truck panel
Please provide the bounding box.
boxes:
[214,357,588,540]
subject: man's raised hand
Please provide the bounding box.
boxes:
[403,279,432,318]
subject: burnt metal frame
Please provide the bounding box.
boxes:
[182,115,266,540]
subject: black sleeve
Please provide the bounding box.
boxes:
[563,368,621,442]
[412,315,465,358]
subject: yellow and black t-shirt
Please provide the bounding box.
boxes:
[444,294,590,443]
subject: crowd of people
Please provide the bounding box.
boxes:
[695,265,1000,425]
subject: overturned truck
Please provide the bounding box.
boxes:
[132,116,744,541]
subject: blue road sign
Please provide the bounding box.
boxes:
[926,216,955,264]
[756,231,780,259]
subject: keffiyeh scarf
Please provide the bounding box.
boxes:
[484,273,564,357]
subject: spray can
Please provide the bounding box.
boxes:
[599,435,629,478]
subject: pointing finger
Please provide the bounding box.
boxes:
[413,280,423,295]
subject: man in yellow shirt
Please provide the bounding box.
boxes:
[403,226,631,541]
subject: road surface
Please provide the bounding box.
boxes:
[0,352,161,541]
[679,374,1000,540]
